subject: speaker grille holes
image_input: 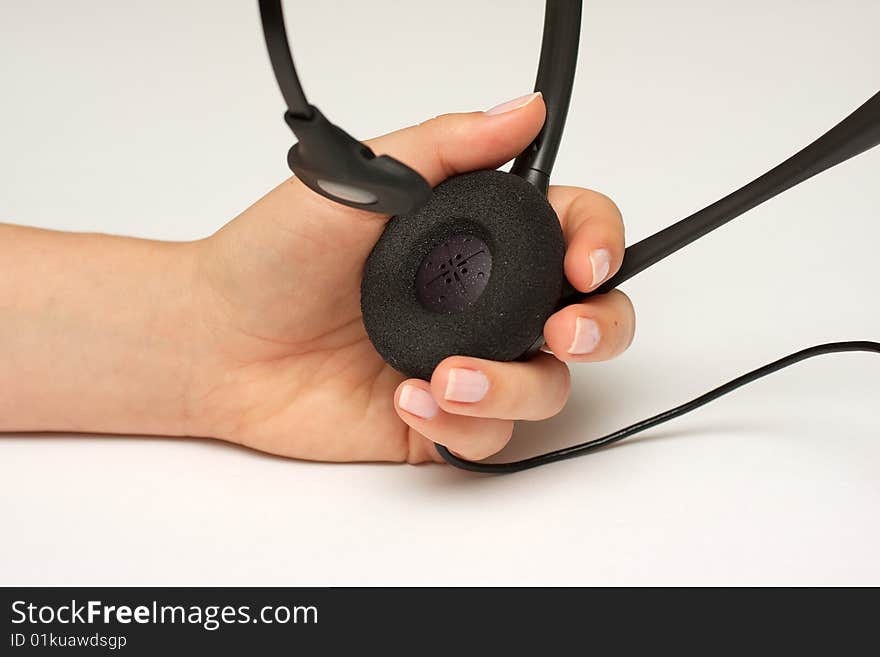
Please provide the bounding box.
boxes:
[415,234,492,313]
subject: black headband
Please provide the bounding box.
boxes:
[258,0,582,214]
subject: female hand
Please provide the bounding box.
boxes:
[187,92,634,463]
[1,93,634,464]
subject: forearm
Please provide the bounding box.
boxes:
[0,224,198,436]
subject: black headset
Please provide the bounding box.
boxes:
[259,0,879,473]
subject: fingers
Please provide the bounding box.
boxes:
[543,187,634,362]
[394,353,571,460]
[431,353,570,420]
[548,186,625,293]
[366,92,546,187]
[394,381,515,461]
[543,289,636,363]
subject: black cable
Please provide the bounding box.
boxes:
[258,0,312,119]
[435,341,880,474]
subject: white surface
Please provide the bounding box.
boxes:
[1,0,878,585]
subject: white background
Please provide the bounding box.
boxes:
[1,0,878,585]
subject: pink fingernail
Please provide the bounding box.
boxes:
[444,368,490,403]
[485,92,542,116]
[399,385,439,419]
[589,248,611,288]
[568,317,601,355]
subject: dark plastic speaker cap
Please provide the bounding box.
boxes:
[415,234,492,313]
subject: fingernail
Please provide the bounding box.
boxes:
[399,385,439,419]
[444,368,490,403]
[569,317,601,355]
[485,91,542,116]
[589,248,611,288]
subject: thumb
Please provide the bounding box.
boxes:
[366,92,546,188]
[241,92,545,279]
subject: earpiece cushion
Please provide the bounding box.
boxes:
[361,169,565,381]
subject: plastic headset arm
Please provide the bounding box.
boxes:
[561,90,880,307]
[510,0,582,195]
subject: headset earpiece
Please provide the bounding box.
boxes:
[361,169,565,380]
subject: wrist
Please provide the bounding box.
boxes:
[80,234,204,438]
[0,227,204,437]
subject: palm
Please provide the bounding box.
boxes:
[189,182,415,462]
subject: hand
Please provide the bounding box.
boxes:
[186,92,635,463]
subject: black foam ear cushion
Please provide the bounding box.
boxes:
[361,169,566,381]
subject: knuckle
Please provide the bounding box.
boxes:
[459,430,511,461]
[617,290,637,322]
[594,190,622,218]
[481,423,515,459]
[593,192,625,240]
[490,374,519,416]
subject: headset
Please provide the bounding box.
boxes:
[258,0,879,473]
